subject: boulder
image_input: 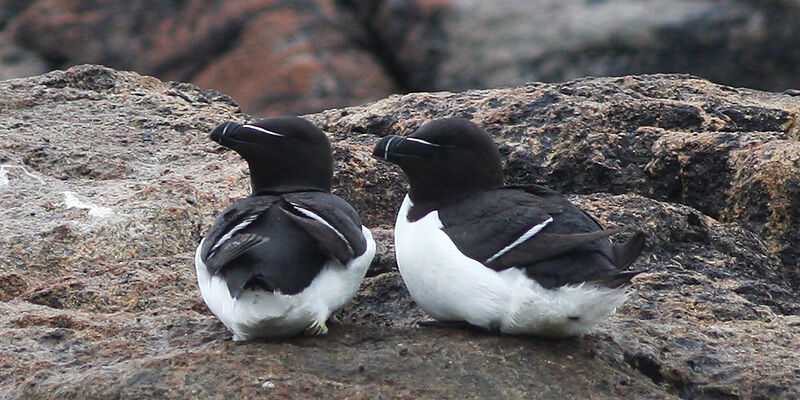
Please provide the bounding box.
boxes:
[0,65,798,399]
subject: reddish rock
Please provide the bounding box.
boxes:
[190,1,397,116]
[2,0,396,115]
[312,75,800,280]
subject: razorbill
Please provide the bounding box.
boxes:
[373,118,645,337]
[195,117,375,340]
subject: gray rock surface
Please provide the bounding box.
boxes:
[1,65,799,399]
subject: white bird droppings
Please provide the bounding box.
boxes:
[0,164,45,187]
[62,191,113,218]
[261,381,276,389]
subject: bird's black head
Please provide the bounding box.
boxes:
[210,117,333,194]
[372,118,503,204]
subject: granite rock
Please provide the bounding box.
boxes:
[1,65,798,399]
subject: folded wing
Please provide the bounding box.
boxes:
[438,187,645,288]
[199,192,367,297]
[281,191,369,264]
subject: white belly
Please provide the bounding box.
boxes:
[195,226,375,340]
[394,195,628,337]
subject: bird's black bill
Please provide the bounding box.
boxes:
[209,121,242,144]
[210,121,289,150]
[372,135,440,163]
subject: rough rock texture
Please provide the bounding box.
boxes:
[2,0,800,116]
[1,65,799,399]
[313,75,800,280]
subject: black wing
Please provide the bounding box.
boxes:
[507,183,607,231]
[282,191,368,263]
[437,189,563,264]
[199,195,280,275]
[199,192,367,297]
[510,184,648,270]
[438,187,643,288]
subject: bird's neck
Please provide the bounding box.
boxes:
[248,161,331,195]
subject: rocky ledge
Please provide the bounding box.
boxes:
[1,65,798,399]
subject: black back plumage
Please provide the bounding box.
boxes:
[202,117,367,297]
[200,192,367,297]
[437,185,643,288]
[373,117,646,289]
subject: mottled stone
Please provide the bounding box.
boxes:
[1,65,798,399]
[311,75,800,279]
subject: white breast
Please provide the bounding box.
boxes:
[394,195,628,337]
[195,226,376,340]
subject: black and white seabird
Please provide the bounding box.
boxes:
[195,117,375,340]
[373,118,645,337]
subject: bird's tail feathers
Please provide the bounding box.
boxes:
[612,231,646,269]
[591,269,648,288]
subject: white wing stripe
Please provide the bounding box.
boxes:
[485,217,553,264]
[384,136,398,160]
[405,137,440,147]
[289,202,353,254]
[209,215,258,256]
[242,124,285,137]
